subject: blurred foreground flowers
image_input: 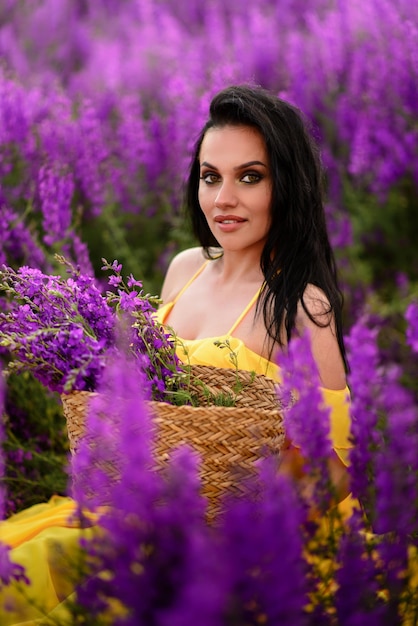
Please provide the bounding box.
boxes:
[0,310,417,624]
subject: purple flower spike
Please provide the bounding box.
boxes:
[405,302,418,354]
[336,510,386,626]
[73,350,214,624]
[277,330,333,511]
[375,373,418,538]
[71,348,156,511]
[0,257,183,399]
[216,459,309,625]
[0,370,29,588]
[38,165,74,246]
[345,317,384,517]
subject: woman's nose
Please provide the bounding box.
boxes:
[214,181,238,208]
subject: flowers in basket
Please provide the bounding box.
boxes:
[0,256,184,400]
[0,254,284,415]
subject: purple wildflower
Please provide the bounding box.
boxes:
[345,316,384,520]
[37,165,74,246]
[127,274,143,288]
[108,274,122,287]
[215,458,310,625]
[0,258,182,398]
[0,198,46,270]
[0,264,114,393]
[336,510,387,626]
[61,234,94,276]
[0,371,29,589]
[277,330,334,512]
[405,302,418,354]
[374,368,418,538]
[371,366,418,613]
[72,350,213,624]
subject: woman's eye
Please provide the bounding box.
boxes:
[241,173,261,184]
[200,173,219,185]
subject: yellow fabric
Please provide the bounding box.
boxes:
[0,495,97,550]
[0,496,97,625]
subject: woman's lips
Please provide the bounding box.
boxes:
[214,215,246,223]
[214,215,247,232]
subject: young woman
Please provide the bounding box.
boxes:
[157,84,352,498]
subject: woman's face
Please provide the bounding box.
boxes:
[198,125,272,254]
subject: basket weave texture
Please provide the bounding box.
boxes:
[61,366,286,518]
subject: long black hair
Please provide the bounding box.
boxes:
[185,84,347,371]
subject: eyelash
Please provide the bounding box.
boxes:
[199,172,263,185]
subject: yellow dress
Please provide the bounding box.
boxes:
[0,263,353,624]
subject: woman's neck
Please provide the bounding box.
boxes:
[209,249,264,285]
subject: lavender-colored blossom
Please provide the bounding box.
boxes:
[61,234,94,276]
[72,101,110,217]
[0,259,182,397]
[0,373,6,520]
[0,371,29,588]
[0,265,114,392]
[346,314,418,615]
[345,317,384,519]
[335,510,387,626]
[405,302,418,354]
[37,165,74,246]
[214,459,310,625]
[277,330,334,512]
[72,351,214,624]
[370,366,418,611]
[0,197,46,270]
[374,369,418,538]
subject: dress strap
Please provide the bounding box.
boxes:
[172,261,209,304]
[227,288,262,335]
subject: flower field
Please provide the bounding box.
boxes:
[0,0,418,623]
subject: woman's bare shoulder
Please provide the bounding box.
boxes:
[159,247,207,304]
[299,283,333,324]
[296,284,346,390]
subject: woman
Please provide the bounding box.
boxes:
[157,84,351,499]
[0,84,352,623]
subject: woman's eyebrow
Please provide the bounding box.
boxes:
[234,160,267,170]
[200,161,217,170]
[200,160,267,170]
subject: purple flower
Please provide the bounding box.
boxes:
[405,302,418,354]
[110,260,122,273]
[0,370,29,588]
[127,274,143,288]
[336,510,387,626]
[0,542,29,587]
[108,274,122,287]
[72,351,212,623]
[37,165,74,246]
[215,459,310,625]
[345,317,384,519]
[374,370,418,538]
[277,330,333,512]
[0,258,183,397]
[0,200,46,269]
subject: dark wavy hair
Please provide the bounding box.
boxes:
[185,84,347,370]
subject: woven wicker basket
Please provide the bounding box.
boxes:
[61,366,286,518]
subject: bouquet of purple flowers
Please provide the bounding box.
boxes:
[0,256,183,400]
